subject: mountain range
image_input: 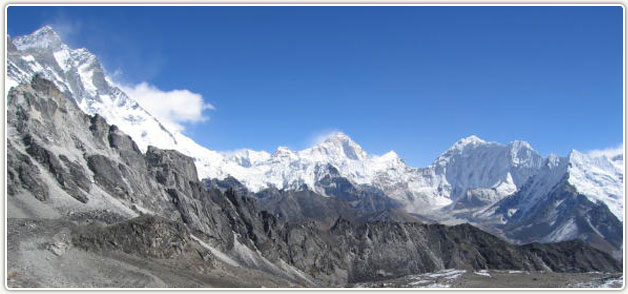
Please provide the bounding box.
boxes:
[5,26,625,287]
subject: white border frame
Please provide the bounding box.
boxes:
[2,2,626,292]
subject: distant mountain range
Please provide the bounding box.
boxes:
[6,74,621,287]
[6,26,624,260]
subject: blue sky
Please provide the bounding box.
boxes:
[7,6,623,166]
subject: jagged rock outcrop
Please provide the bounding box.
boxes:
[72,215,200,260]
[7,140,48,201]
[255,188,361,227]
[203,176,250,195]
[521,239,621,273]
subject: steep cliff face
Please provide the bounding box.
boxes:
[6,77,622,288]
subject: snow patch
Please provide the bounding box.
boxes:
[5,77,19,99]
[21,55,36,62]
[53,49,71,71]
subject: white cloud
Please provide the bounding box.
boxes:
[587,144,624,159]
[120,82,214,132]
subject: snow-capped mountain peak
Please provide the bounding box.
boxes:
[546,154,562,169]
[13,25,63,51]
[7,26,185,154]
[224,149,271,168]
[428,136,545,204]
[304,132,368,161]
[508,140,538,167]
[272,146,298,160]
[325,131,352,142]
[379,150,402,162]
[510,140,534,154]
[449,135,488,151]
